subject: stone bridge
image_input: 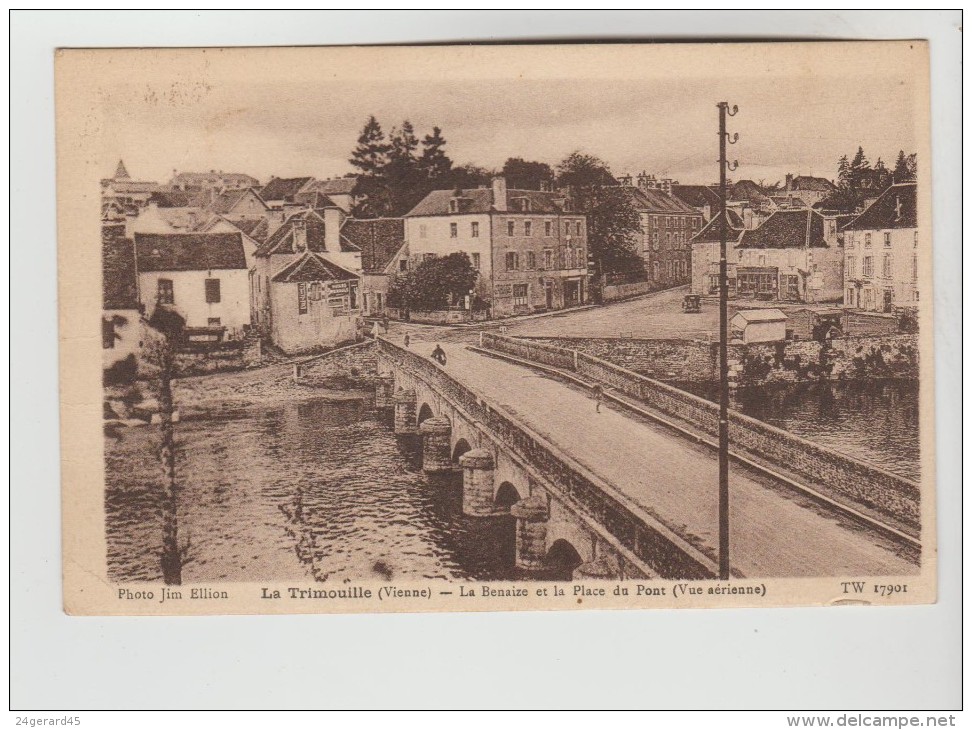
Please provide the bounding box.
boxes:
[375,337,717,581]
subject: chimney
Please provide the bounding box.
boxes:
[323,207,344,251]
[637,171,649,189]
[293,217,307,252]
[743,207,754,230]
[785,173,794,192]
[187,210,198,230]
[492,176,507,212]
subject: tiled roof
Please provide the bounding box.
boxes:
[148,190,193,208]
[209,188,268,215]
[294,190,339,210]
[730,179,772,205]
[691,210,745,243]
[790,175,836,193]
[259,176,314,202]
[225,217,269,244]
[671,184,722,209]
[170,171,260,187]
[405,187,571,217]
[841,183,917,231]
[624,186,702,215]
[307,177,357,196]
[255,210,359,257]
[340,218,405,273]
[134,232,247,272]
[737,209,828,249]
[102,224,139,309]
[271,252,359,283]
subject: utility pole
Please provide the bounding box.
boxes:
[717,101,739,581]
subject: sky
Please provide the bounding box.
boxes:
[100,50,920,189]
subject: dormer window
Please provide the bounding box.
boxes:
[563,200,572,212]
[449,199,459,213]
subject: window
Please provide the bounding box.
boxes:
[400,259,408,272]
[883,253,892,278]
[297,282,308,314]
[863,288,874,310]
[564,221,570,235]
[102,318,116,349]
[512,283,528,307]
[652,231,659,250]
[349,282,358,310]
[205,278,221,303]
[471,222,479,238]
[507,220,515,237]
[828,220,837,239]
[376,292,383,311]
[524,221,532,237]
[471,252,480,270]
[652,261,660,281]
[575,222,581,236]
[505,252,519,271]
[545,221,552,236]
[865,232,872,248]
[884,231,892,247]
[565,248,573,269]
[846,256,856,278]
[666,232,672,247]
[449,200,459,213]
[157,278,174,305]
[757,255,766,267]
[419,224,427,239]
[450,222,458,238]
[526,251,536,269]
[863,256,873,277]
[543,249,553,269]
[207,317,221,327]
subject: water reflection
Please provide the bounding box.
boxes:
[681,379,920,481]
[105,398,520,583]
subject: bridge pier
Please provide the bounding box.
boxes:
[393,388,417,434]
[573,556,619,581]
[375,374,395,409]
[458,449,495,516]
[420,416,453,473]
[510,494,549,571]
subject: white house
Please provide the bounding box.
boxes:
[841,182,918,313]
[134,231,251,339]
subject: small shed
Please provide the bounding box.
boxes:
[730,308,788,343]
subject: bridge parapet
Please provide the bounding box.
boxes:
[377,337,717,579]
[480,332,921,537]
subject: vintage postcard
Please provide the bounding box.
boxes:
[57,41,934,615]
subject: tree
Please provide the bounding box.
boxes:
[349,115,391,175]
[848,146,869,190]
[384,120,429,215]
[390,253,478,311]
[836,154,850,189]
[419,126,452,185]
[556,152,643,287]
[446,164,494,191]
[502,157,554,191]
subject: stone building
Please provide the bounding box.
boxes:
[841,182,918,313]
[690,210,745,296]
[619,181,703,290]
[339,217,407,317]
[404,177,588,317]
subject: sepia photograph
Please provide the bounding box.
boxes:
[57,40,935,615]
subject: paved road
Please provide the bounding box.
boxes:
[409,336,916,579]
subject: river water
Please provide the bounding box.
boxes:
[683,379,920,481]
[104,397,532,584]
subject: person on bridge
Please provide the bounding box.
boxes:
[404,333,410,349]
[431,344,447,366]
[592,383,604,413]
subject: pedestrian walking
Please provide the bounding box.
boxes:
[404,333,410,348]
[592,383,604,413]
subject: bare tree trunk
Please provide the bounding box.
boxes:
[157,340,182,585]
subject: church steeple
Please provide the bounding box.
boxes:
[114,159,130,180]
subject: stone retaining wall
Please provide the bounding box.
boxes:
[298,340,379,385]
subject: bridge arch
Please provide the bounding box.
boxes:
[545,539,584,580]
[494,481,523,510]
[452,438,472,463]
[417,403,435,426]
